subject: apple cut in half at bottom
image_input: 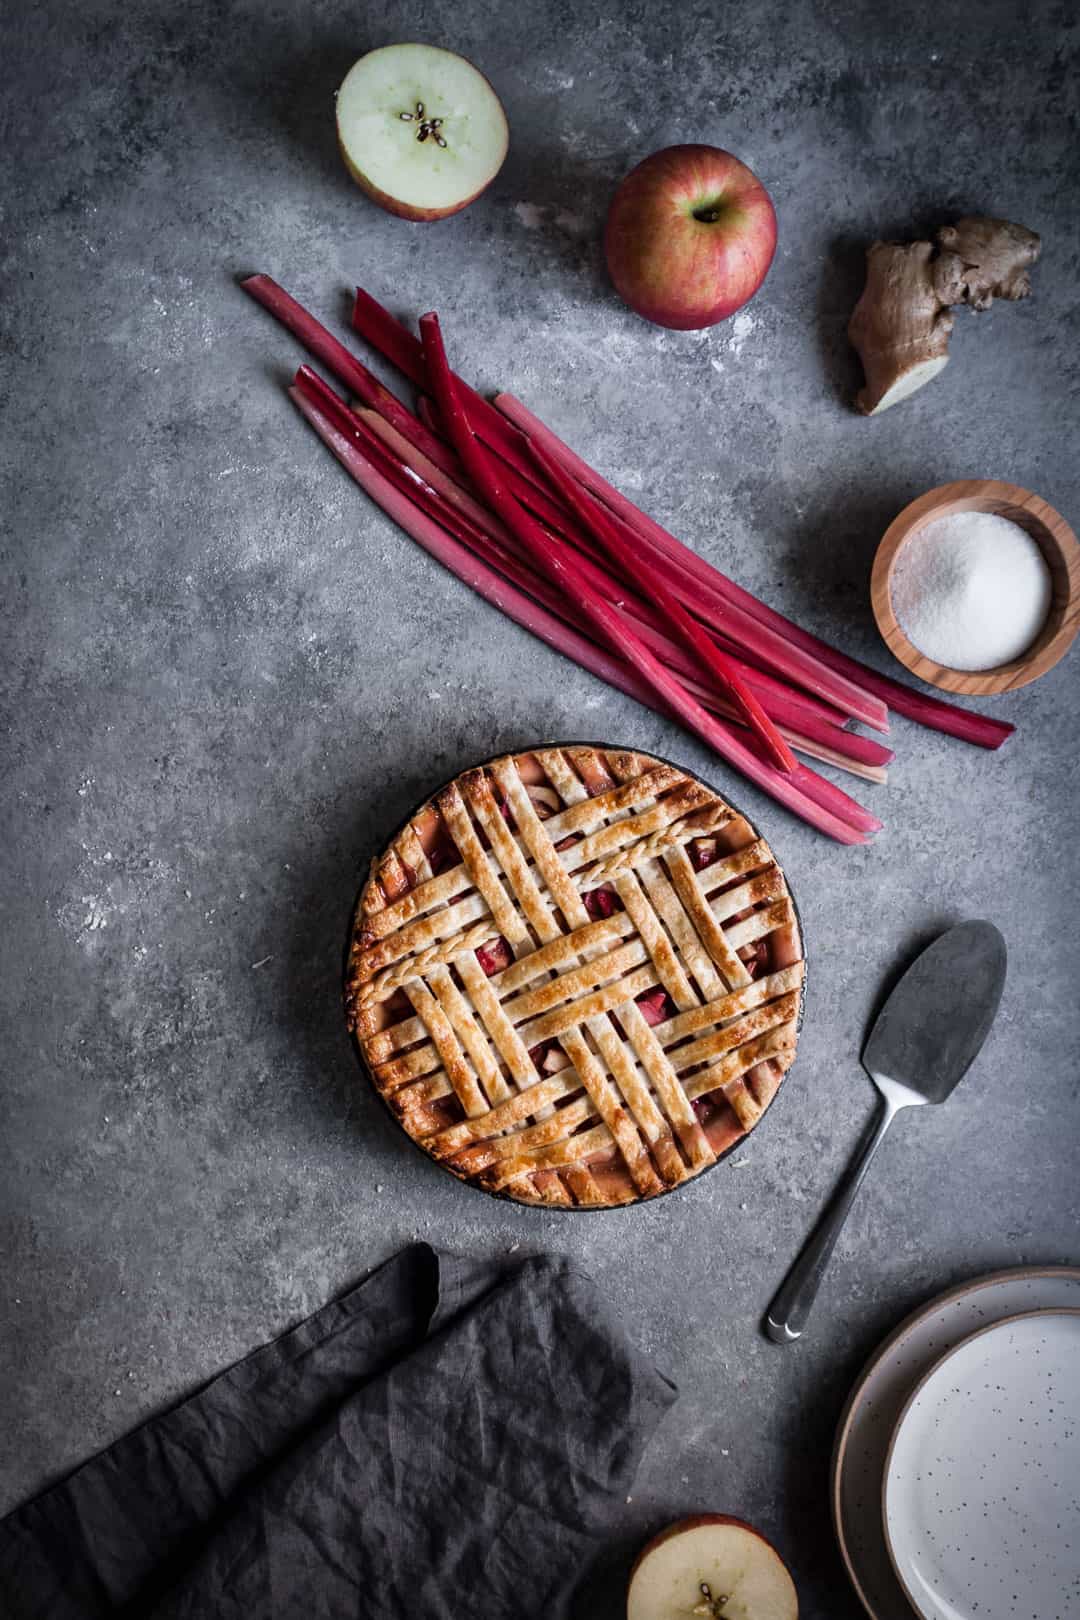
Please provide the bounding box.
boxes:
[336,43,508,221]
[627,1516,798,1620]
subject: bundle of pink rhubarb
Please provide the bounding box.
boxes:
[242,275,1014,844]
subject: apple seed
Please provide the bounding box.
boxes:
[691,1583,731,1619]
[398,100,448,147]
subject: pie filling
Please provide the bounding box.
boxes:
[346,746,804,1207]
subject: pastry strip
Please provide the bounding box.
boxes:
[516,964,656,1048]
[586,1013,690,1184]
[535,747,590,806]
[427,1069,582,1154]
[436,782,529,951]
[684,1024,798,1102]
[492,758,591,931]
[463,769,559,946]
[558,779,711,869]
[427,964,512,1107]
[639,855,743,998]
[664,843,756,990]
[619,997,714,1171]
[613,869,698,1011]
[666,992,801,1075]
[404,981,488,1117]
[657,964,805,1043]
[558,1028,662,1197]
[726,899,795,951]
[455,952,540,1094]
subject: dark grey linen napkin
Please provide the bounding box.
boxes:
[0,1243,676,1619]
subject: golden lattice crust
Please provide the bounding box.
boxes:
[345,746,804,1208]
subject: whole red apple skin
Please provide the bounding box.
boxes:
[605,145,777,329]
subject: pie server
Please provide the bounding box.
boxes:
[764,919,1007,1345]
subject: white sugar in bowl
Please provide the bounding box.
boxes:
[871,480,1080,696]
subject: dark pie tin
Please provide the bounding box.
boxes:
[344,741,807,1211]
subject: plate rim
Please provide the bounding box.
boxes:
[880,1304,1080,1620]
[830,1265,1080,1620]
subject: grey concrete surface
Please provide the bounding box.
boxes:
[2,0,1078,1613]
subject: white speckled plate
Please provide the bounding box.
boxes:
[883,1309,1080,1620]
[832,1268,1080,1620]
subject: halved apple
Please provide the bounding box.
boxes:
[627,1515,798,1620]
[336,44,508,221]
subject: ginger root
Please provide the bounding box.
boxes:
[847,214,1040,415]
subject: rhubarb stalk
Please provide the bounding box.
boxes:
[295,370,876,836]
[376,392,793,769]
[494,393,1015,750]
[241,274,461,479]
[523,432,797,773]
[382,331,888,732]
[418,311,873,843]
[352,288,544,490]
[250,274,1009,750]
[299,385,879,797]
[358,406,890,781]
[288,387,659,698]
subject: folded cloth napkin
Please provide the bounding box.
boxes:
[0,1244,676,1619]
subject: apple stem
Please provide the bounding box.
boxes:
[693,207,722,223]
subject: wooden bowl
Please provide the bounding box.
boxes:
[871,480,1080,695]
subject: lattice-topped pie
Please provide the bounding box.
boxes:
[346,746,804,1208]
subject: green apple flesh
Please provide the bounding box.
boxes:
[336,44,508,221]
[605,145,777,329]
[627,1516,798,1620]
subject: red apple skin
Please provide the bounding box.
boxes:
[605,145,777,329]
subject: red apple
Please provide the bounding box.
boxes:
[605,146,777,329]
[627,1514,798,1620]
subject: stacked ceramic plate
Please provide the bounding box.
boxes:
[832,1267,1080,1620]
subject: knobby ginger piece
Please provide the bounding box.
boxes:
[847,214,1041,415]
[934,216,1040,310]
